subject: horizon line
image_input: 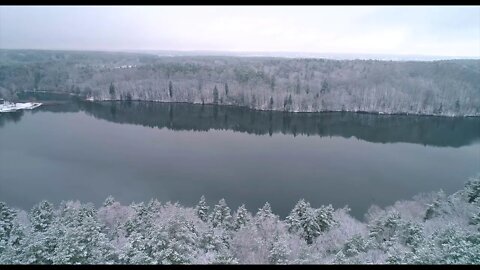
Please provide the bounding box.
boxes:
[1,47,479,60]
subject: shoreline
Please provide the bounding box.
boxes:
[83,98,480,118]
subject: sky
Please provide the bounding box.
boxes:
[0,6,479,57]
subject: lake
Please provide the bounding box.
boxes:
[1,101,479,219]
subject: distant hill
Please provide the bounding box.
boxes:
[135,50,480,61]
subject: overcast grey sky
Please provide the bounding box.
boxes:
[0,6,479,57]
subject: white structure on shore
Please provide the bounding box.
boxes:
[0,99,42,113]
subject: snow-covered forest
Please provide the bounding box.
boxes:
[1,50,479,116]
[1,176,479,264]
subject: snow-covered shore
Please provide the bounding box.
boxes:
[0,101,42,113]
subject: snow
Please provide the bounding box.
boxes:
[0,101,42,113]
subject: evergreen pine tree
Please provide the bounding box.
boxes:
[30,200,54,232]
[210,199,232,229]
[103,196,116,207]
[195,196,209,223]
[233,204,249,231]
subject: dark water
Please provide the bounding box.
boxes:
[1,101,479,219]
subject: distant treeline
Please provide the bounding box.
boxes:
[1,50,479,116]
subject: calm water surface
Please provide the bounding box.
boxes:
[1,101,479,219]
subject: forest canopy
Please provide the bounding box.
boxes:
[1,176,479,264]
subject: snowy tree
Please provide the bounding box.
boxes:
[103,196,116,207]
[230,202,286,264]
[400,221,423,249]
[232,204,250,231]
[268,235,290,264]
[368,211,403,250]
[315,204,336,232]
[30,200,54,232]
[98,197,134,244]
[400,227,480,264]
[255,202,277,225]
[158,218,198,264]
[120,230,159,264]
[341,234,368,257]
[424,190,447,221]
[0,218,29,264]
[300,207,323,245]
[11,207,59,264]
[209,199,232,229]
[0,202,16,250]
[195,196,209,223]
[52,202,117,264]
[286,200,308,233]
[464,176,480,204]
[286,200,333,244]
[198,228,223,253]
[123,202,154,237]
